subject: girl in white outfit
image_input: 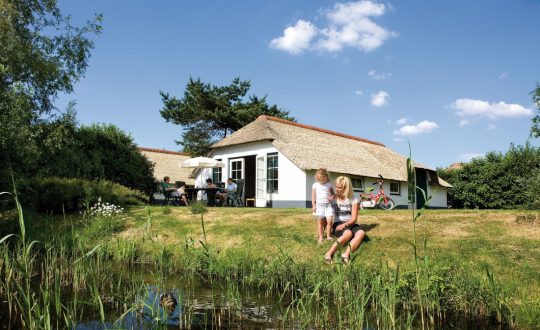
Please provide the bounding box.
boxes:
[311,168,335,242]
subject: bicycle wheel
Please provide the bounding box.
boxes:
[379,197,395,210]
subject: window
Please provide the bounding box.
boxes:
[267,153,278,192]
[390,181,401,195]
[212,159,222,183]
[351,177,364,192]
[230,159,243,181]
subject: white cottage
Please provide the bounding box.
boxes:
[195,115,451,209]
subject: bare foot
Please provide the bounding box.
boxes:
[324,255,333,264]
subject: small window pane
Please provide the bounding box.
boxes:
[213,159,222,183]
[351,177,364,191]
[390,181,400,195]
[267,153,278,193]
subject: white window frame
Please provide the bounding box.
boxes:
[229,158,244,181]
[351,177,364,192]
[266,153,278,193]
[390,181,401,195]
[213,159,222,183]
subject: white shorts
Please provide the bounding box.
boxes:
[314,203,334,219]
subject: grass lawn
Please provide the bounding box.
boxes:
[118,206,540,299]
[2,205,540,328]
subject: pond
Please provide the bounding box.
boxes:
[68,270,506,330]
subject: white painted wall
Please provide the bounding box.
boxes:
[202,141,308,208]
[427,184,448,208]
[199,142,449,209]
[360,177,409,208]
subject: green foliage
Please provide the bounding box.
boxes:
[18,177,148,213]
[438,142,540,209]
[0,0,102,113]
[0,0,102,191]
[160,77,295,156]
[3,116,156,197]
[71,124,156,196]
[530,82,540,138]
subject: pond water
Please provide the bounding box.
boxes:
[70,273,507,330]
[74,278,291,329]
[0,265,507,329]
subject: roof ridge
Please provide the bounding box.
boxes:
[257,115,385,147]
[138,147,189,156]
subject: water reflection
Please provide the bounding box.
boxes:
[75,278,288,329]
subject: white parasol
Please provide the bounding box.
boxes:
[180,157,225,196]
[180,156,225,169]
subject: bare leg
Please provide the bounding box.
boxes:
[324,230,352,259]
[182,195,189,206]
[317,218,327,242]
[326,217,334,240]
[342,230,365,259]
[217,193,225,206]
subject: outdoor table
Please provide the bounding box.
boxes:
[185,188,224,206]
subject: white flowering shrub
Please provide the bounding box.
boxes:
[84,200,124,220]
[83,198,125,239]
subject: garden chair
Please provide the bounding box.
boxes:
[226,179,244,207]
[159,181,181,206]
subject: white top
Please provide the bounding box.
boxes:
[334,197,359,223]
[312,182,333,204]
[226,182,237,192]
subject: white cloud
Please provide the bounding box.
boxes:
[371,90,389,107]
[499,72,509,79]
[393,120,439,136]
[395,117,408,125]
[355,89,363,95]
[269,20,317,55]
[368,70,392,80]
[487,124,497,130]
[459,119,470,127]
[270,1,396,54]
[459,153,484,162]
[452,98,533,120]
[393,137,403,142]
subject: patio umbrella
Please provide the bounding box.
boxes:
[180,156,225,169]
[180,157,225,195]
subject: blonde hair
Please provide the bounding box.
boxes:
[335,176,353,199]
[315,168,330,184]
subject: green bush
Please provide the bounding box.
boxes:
[18,176,148,213]
[439,142,540,209]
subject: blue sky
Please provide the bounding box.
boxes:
[56,0,540,169]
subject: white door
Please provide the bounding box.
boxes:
[256,156,266,207]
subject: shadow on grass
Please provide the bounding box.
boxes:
[358,223,379,243]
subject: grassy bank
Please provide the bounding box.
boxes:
[1,205,540,328]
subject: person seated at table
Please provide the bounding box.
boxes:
[202,178,220,204]
[218,178,237,206]
[163,176,189,205]
[205,178,217,188]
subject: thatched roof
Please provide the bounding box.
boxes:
[212,116,452,187]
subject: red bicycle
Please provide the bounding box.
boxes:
[359,175,395,210]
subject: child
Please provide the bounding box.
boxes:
[324,176,365,264]
[311,168,335,243]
